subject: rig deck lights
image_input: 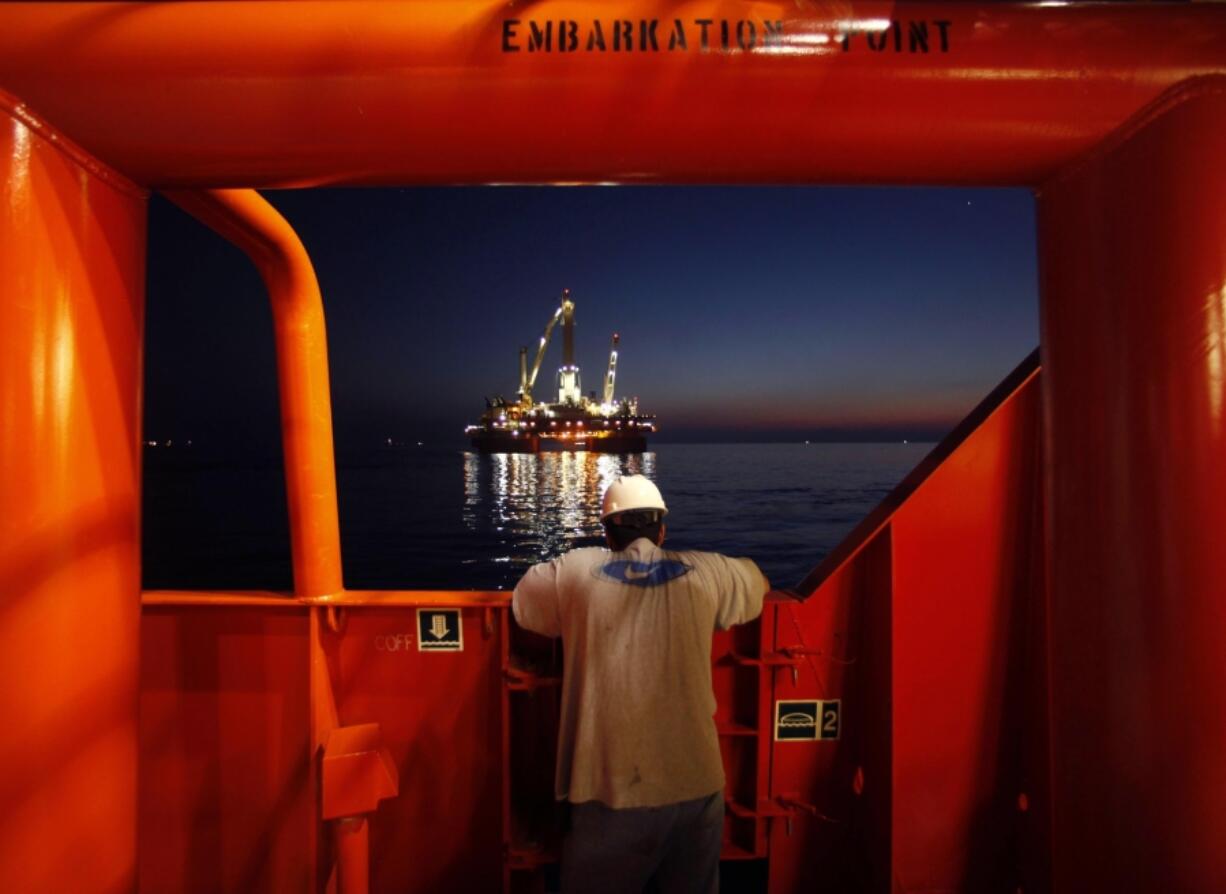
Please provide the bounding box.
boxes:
[468,290,656,454]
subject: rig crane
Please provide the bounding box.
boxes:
[518,292,564,404]
[518,289,578,406]
[469,288,655,452]
[517,347,528,402]
[555,289,580,404]
[602,334,619,406]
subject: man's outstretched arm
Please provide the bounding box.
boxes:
[714,556,769,631]
[512,559,563,637]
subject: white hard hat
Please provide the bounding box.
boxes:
[600,475,668,521]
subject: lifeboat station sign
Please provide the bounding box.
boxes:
[417,609,463,652]
[775,699,841,742]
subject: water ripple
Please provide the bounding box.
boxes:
[144,442,931,592]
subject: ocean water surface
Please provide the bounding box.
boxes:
[143,442,932,592]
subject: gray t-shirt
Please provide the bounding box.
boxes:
[512,537,768,808]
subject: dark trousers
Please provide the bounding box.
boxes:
[560,791,723,894]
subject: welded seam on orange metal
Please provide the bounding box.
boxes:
[0,87,145,197]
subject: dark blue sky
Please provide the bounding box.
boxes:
[145,187,1038,449]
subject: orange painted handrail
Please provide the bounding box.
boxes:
[162,192,348,885]
[141,589,513,608]
[164,189,343,600]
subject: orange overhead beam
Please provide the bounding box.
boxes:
[0,2,1223,188]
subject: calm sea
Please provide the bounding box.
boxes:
[142,442,932,592]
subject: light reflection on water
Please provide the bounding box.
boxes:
[143,443,932,593]
[462,451,656,567]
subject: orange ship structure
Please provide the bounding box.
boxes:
[2,3,1226,893]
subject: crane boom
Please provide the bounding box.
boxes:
[602,334,619,405]
[517,347,528,401]
[520,289,580,405]
[525,305,563,398]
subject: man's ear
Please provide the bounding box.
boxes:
[656,522,667,546]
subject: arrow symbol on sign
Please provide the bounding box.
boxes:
[430,614,449,640]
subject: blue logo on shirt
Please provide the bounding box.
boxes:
[598,559,692,588]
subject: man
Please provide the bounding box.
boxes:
[512,474,769,894]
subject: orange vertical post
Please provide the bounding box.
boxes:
[335,819,370,894]
[163,188,345,889]
[322,723,399,894]
[0,92,147,891]
[1038,80,1226,891]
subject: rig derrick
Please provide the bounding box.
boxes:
[467,290,656,453]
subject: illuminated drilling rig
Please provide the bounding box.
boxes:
[467,289,656,453]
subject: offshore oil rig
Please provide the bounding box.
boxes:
[466,289,656,452]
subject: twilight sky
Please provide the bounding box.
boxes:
[144,187,1038,450]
